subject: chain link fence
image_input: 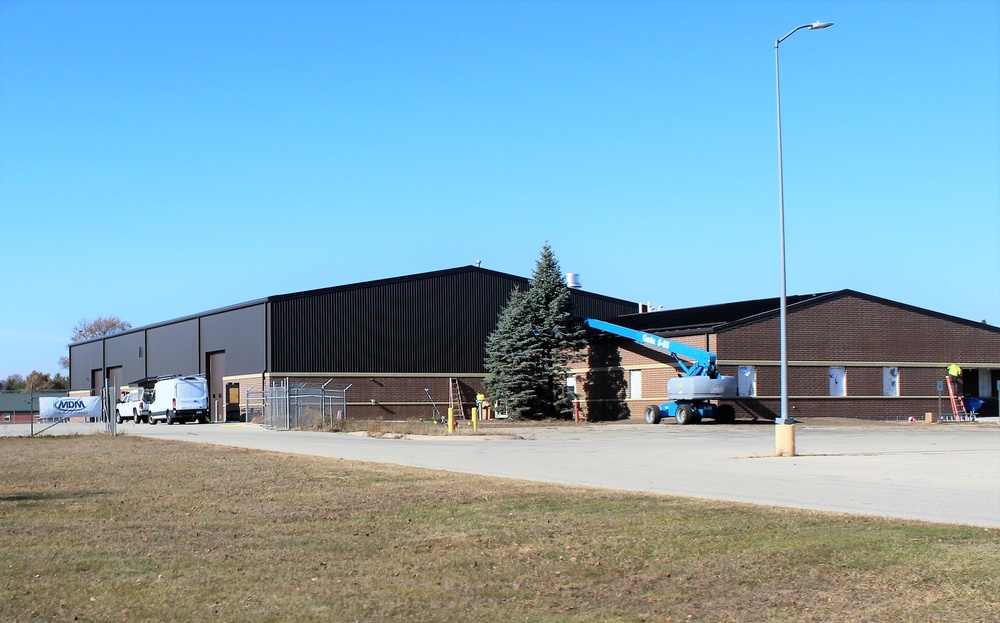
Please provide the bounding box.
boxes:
[247,379,348,431]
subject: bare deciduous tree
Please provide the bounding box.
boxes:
[58,316,132,369]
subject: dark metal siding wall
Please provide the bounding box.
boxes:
[69,341,105,391]
[105,331,147,385]
[68,269,638,389]
[270,270,636,374]
[146,319,200,377]
[200,304,267,376]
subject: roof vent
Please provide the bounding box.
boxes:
[566,273,582,289]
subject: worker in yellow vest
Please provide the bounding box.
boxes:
[947,364,963,396]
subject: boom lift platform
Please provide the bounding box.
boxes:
[583,318,738,424]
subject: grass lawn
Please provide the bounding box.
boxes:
[1,435,997,622]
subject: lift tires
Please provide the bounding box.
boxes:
[644,404,662,425]
[715,404,736,423]
[675,404,695,425]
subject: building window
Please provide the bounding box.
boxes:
[738,365,757,397]
[882,367,900,396]
[829,367,847,397]
[3,413,9,422]
[629,370,642,399]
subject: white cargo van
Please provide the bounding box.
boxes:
[148,374,210,425]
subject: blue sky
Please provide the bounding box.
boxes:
[1,0,997,379]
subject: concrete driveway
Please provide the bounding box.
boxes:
[5,419,999,528]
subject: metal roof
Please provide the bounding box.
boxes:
[610,289,1000,336]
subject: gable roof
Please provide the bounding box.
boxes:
[612,289,1000,336]
[70,265,637,347]
[268,265,634,308]
[611,292,830,335]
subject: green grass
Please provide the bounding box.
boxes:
[1,435,997,622]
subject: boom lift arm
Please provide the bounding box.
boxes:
[582,318,721,378]
[582,318,738,425]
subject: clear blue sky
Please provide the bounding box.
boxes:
[1,1,997,379]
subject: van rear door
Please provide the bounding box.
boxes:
[175,377,208,411]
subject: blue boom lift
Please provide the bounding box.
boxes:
[583,318,738,425]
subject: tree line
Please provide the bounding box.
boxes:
[0,371,70,391]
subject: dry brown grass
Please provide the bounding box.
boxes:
[1,435,997,622]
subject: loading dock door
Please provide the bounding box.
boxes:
[207,351,225,422]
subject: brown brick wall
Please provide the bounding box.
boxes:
[718,295,1000,363]
[714,294,1000,419]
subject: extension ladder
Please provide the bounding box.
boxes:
[448,378,466,419]
[942,375,976,422]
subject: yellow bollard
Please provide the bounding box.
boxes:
[471,407,478,433]
[447,407,455,434]
[775,423,796,457]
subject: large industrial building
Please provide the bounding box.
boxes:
[69,266,1000,422]
[69,267,635,421]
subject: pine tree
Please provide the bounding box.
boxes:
[484,288,540,417]
[524,243,587,418]
[484,244,586,419]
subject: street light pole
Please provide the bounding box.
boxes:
[774,21,832,454]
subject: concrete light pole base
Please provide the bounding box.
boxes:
[775,423,796,456]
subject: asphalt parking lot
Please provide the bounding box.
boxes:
[5,418,999,528]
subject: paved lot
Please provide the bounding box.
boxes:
[5,419,999,528]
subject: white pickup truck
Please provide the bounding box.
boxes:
[115,388,152,424]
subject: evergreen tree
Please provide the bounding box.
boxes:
[484,288,540,418]
[484,244,586,419]
[524,243,587,418]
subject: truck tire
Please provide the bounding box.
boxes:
[115,413,123,424]
[716,404,736,423]
[675,403,695,425]
[166,410,175,425]
[149,416,157,425]
[644,404,662,424]
[133,409,140,422]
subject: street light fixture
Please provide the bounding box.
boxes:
[774,21,833,448]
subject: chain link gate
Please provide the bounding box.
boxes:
[247,379,348,431]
